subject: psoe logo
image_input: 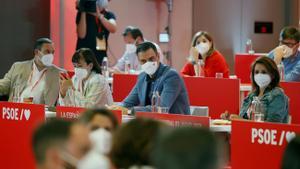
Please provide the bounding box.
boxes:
[2,107,31,121]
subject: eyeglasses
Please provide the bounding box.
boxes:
[280,41,299,48]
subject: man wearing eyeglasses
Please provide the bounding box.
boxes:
[269,26,300,81]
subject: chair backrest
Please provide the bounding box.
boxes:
[183,77,240,119]
[235,54,261,83]
[112,74,138,102]
[280,82,300,124]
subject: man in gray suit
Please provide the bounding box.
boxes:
[0,38,60,106]
[122,42,190,115]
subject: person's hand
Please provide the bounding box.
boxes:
[109,67,123,74]
[273,45,287,65]
[59,73,74,98]
[106,104,129,115]
[220,110,230,120]
[229,114,242,121]
[189,47,199,64]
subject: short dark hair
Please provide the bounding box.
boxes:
[136,42,158,56]
[122,26,135,36]
[123,26,144,40]
[281,135,300,169]
[72,48,102,74]
[32,119,72,165]
[280,26,300,42]
[152,127,220,169]
[130,27,144,40]
[250,56,280,93]
[110,118,165,169]
[79,108,119,130]
[34,38,53,50]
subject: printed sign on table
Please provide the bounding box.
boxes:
[136,112,210,127]
[231,120,300,169]
[0,102,45,169]
[56,106,85,120]
[56,106,122,124]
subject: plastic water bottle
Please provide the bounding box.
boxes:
[151,91,160,112]
[102,57,109,78]
[277,62,285,81]
[198,59,205,77]
[250,97,265,122]
[246,39,254,54]
[124,57,131,74]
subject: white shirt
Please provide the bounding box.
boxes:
[20,62,47,104]
[113,41,165,72]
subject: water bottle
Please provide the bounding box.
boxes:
[246,39,254,54]
[124,57,131,74]
[277,62,285,81]
[151,91,160,112]
[102,57,109,78]
[198,59,205,77]
[250,97,265,122]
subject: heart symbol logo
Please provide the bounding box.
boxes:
[286,131,296,142]
[24,109,31,121]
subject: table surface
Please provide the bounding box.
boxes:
[45,110,231,132]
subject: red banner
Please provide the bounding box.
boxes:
[136,112,210,127]
[0,102,45,169]
[231,120,300,169]
[56,106,122,124]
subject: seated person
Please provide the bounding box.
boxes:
[79,108,119,155]
[111,26,165,74]
[110,118,166,169]
[78,108,119,167]
[0,38,60,106]
[181,31,229,78]
[79,108,118,132]
[268,26,300,81]
[119,42,190,115]
[221,56,289,123]
[281,134,300,169]
[152,127,221,169]
[59,48,113,107]
[32,119,91,169]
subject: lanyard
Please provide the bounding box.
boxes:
[27,69,47,92]
[95,16,102,33]
[95,10,107,33]
[77,79,84,94]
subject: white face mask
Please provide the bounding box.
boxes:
[254,73,271,89]
[77,151,110,169]
[75,67,88,80]
[125,44,137,54]
[141,61,158,75]
[89,128,112,155]
[195,42,210,55]
[282,45,293,58]
[62,150,110,169]
[39,52,53,67]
